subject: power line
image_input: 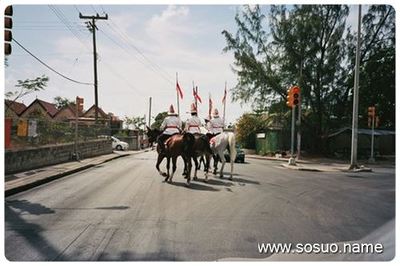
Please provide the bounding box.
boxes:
[106,19,174,85]
[13,38,93,86]
[48,5,91,52]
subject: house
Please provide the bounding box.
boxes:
[82,105,110,125]
[53,104,81,121]
[326,127,395,157]
[19,99,58,119]
[5,100,27,119]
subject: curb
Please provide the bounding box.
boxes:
[5,150,147,197]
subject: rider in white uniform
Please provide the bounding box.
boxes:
[207,108,224,140]
[157,104,182,153]
[185,103,203,134]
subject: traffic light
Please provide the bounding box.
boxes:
[4,5,12,55]
[291,86,300,106]
[368,106,375,118]
[286,87,293,108]
[76,97,84,113]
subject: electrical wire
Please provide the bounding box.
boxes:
[13,38,93,86]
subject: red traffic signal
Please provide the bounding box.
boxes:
[286,88,293,108]
[4,5,12,55]
[291,86,300,106]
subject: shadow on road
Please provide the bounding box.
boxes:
[5,199,63,261]
[166,181,220,191]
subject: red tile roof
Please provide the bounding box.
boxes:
[5,100,27,115]
[37,99,58,117]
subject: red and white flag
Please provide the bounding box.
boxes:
[176,81,183,99]
[208,94,213,118]
[193,87,202,103]
[222,87,227,104]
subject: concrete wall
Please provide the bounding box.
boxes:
[116,136,140,150]
[5,139,112,174]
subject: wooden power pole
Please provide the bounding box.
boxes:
[79,12,108,123]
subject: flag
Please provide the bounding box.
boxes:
[176,81,183,99]
[193,87,202,103]
[208,94,213,118]
[222,87,227,104]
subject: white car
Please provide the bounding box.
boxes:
[111,136,129,151]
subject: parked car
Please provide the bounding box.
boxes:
[224,144,245,163]
[111,136,129,151]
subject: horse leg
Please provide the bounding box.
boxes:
[204,154,211,183]
[182,157,188,178]
[168,156,178,183]
[193,156,199,180]
[165,156,171,182]
[213,154,218,175]
[197,156,203,170]
[218,151,226,179]
[156,153,167,177]
[186,156,192,186]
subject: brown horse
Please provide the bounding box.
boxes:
[146,127,195,185]
[184,133,212,182]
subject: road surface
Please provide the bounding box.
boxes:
[5,151,395,261]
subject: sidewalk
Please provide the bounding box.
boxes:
[247,154,394,172]
[5,149,149,197]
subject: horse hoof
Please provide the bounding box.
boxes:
[229,177,233,181]
[194,176,198,181]
[161,172,168,177]
[219,175,223,179]
[186,182,190,187]
[164,177,169,182]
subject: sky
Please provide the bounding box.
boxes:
[4,3,369,126]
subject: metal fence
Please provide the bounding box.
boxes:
[5,117,111,150]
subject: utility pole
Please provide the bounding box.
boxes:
[148,97,152,127]
[297,59,302,160]
[349,5,362,170]
[79,12,108,123]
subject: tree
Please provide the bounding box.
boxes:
[53,96,74,109]
[5,75,49,112]
[222,5,395,152]
[124,115,146,131]
[151,112,168,129]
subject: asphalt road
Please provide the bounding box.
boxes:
[5,151,395,261]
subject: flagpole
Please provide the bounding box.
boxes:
[223,81,227,128]
[208,93,212,120]
[176,72,180,116]
[193,81,197,110]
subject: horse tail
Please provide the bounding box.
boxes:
[183,132,195,155]
[228,132,237,161]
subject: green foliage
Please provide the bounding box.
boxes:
[151,112,168,129]
[223,5,395,152]
[124,115,146,131]
[53,96,74,109]
[5,75,49,112]
[236,112,286,149]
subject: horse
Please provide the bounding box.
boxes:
[146,126,195,185]
[187,133,213,182]
[209,132,237,180]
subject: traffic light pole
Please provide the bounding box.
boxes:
[289,105,296,165]
[369,115,375,163]
[79,13,108,123]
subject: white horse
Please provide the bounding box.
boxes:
[209,132,237,180]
